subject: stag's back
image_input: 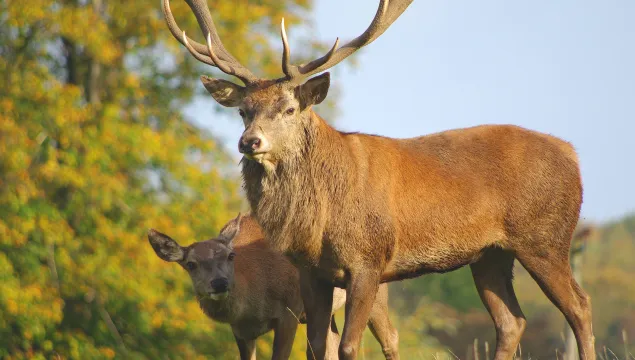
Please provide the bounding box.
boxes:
[335,124,582,280]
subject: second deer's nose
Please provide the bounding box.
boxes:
[210,278,229,292]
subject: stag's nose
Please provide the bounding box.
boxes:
[210,278,229,293]
[238,134,264,154]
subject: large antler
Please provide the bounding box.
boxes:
[163,0,412,85]
[162,0,258,85]
[281,0,413,82]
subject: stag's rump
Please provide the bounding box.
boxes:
[343,124,582,281]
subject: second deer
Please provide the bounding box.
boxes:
[148,213,399,360]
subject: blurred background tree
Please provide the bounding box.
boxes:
[0,0,331,358]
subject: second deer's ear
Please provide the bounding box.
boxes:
[148,229,185,262]
[200,76,246,107]
[296,72,330,109]
[218,213,243,247]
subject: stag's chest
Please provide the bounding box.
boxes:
[290,225,395,288]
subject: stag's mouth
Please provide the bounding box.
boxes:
[244,152,276,171]
[243,152,264,161]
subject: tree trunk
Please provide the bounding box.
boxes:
[86,0,103,104]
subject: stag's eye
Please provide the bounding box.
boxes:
[228,252,236,261]
[238,109,245,117]
[185,262,197,271]
[285,108,295,116]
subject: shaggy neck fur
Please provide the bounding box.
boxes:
[241,111,351,265]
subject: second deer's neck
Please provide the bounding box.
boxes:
[198,293,238,323]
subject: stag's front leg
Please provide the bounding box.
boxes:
[300,269,334,360]
[339,270,381,360]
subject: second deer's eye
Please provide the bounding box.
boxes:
[185,262,197,271]
[238,109,245,117]
[285,108,295,116]
[228,253,236,261]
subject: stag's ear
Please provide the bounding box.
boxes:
[296,72,330,109]
[200,76,245,107]
[218,213,243,247]
[148,229,185,262]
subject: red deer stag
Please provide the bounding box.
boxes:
[162,0,595,359]
[148,213,399,360]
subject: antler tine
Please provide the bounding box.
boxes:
[280,18,293,77]
[182,0,236,62]
[180,31,237,77]
[163,0,258,85]
[283,0,413,82]
[163,0,209,57]
[206,33,233,75]
[181,31,217,66]
[281,18,340,79]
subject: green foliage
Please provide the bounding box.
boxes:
[0,0,323,358]
[391,267,482,315]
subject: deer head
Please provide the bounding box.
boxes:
[148,213,243,300]
[163,0,412,169]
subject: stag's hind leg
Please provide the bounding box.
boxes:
[516,244,595,360]
[367,284,400,360]
[471,248,526,360]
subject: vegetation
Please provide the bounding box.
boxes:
[1,0,633,359]
[0,0,324,358]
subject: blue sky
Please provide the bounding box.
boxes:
[185,0,635,223]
